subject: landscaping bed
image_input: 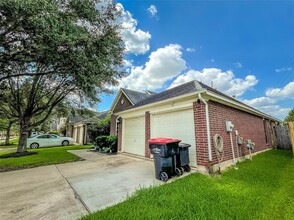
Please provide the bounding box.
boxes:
[81,150,294,220]
[0,145,92,172]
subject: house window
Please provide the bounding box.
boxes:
[121,98,124,105]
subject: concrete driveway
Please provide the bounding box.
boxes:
[0,150,159,220]
[59,150,160,212]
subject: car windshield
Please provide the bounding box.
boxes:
[49,134,59,138]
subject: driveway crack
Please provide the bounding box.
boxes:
[54,165,91,214]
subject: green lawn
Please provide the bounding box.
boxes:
[0,145,92,172]
[0,138,19,148]
[82,150,294,220]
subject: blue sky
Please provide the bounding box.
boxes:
[97,1,294,120]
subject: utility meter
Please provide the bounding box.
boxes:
[226,121,234,132]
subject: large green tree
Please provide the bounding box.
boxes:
[0,0,124,152]
[0,118,18,145]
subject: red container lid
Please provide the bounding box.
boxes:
[148,137,181,145]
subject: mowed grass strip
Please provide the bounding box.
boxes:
[0,145,92,172]
[82,150,294,220]
[0,138,19,148]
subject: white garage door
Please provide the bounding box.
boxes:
[152,109,197,167]
[123,117,145,156]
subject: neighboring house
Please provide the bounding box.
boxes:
[50,117,67,132]
[109,80,280,173]
[66,111,108,145]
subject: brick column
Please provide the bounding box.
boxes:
[110,114,117,136]
[193,101,209,166]
[117,120,122,152]
[145,111,150,158]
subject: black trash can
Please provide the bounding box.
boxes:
[176,143,191,172]
[149,138,182,182]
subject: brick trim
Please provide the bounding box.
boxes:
[145,111,150,158]
[117,120,122,152]
[193,101,209,166]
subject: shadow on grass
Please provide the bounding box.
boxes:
[0,151,38,158]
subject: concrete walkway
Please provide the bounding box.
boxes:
[0,150,160,220]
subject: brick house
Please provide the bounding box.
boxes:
[66,111,109,145]
[109,80,280,173]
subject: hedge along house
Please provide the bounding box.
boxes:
[109,81,281,173]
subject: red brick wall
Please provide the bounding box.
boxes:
[194,100,270,165]
[145,111,150,158]
[193,101,209,166]
[117,121,122,151]
[110,114,117,136]
[111,92,133,146]
[113,94,133,113]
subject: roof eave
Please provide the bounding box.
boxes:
[205,91,282,122]
[114,90,207,116]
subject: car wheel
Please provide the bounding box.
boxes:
[62,140,69,146]
[30,143,39,149]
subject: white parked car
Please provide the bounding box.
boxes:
[27,134,74,148]
[31,131,43,137]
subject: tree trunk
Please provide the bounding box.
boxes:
[4,122,12,145]
[17,119,30,153]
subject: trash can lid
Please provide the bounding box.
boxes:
[179,143,191,148]
[148,137,181,145]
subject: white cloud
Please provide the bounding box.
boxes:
[243,97,276,108]
[116,3,151,54]
[120,44,186,90]
[122,59,133,67]
[235,62,242,68]
[147,5,158,17]
[243,81,294,119]
[265,81,294,99]
[253,104,290,119]
[275,67,292,72]
[186,48,195,53]
[170,68,258,97]
[243,97,291,120]
[269,107,291,119]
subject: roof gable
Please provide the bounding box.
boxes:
[110,88,155,113]
[121,88,153,104]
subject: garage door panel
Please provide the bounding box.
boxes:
[123,117,145,156]
[152,109,197,166]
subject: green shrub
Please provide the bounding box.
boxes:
[87,116,111,143]
[95,135,118,153]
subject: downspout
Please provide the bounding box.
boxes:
[198,93,212,162]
